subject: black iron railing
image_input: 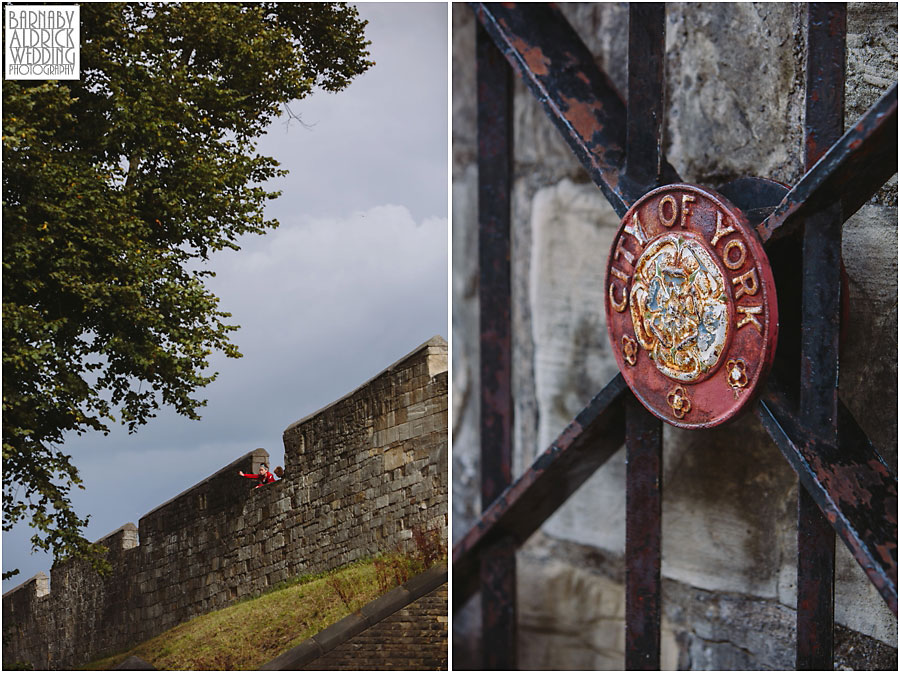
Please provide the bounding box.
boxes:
[455,3,898,670]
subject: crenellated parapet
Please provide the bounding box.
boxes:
[3,337,448,670]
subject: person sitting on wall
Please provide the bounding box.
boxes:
[238,463,276,488]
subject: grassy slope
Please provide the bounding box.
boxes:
[83,559,388,671]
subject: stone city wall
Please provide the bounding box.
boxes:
[452,2,897,670]
[3,336,448,670]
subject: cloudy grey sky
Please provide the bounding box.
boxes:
[3,2,448,591]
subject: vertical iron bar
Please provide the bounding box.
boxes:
[797,3,845,669]
[477,19,516,670]
[625,395,663,670]
[480,535,518,669]
[625,3,666,191]
[624,5,665,670]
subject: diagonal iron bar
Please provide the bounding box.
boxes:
[470,2,679,217]
[757,82,898,243]
[453,375,629,611]
[453,371,898,617]
[756,386,899,617]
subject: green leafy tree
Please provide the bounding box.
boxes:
[2,2,372,579]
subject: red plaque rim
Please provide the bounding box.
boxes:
[605,183,778,429]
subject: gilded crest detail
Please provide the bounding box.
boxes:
[725,358,749,397]
[666,385,692,419]
[622,335,638,366]
[630,234,729,382]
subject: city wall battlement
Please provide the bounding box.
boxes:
[3,337,448,670]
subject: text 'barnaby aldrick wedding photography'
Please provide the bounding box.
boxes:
[5,5,80,79]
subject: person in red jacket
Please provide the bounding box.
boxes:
[238,463,275,488]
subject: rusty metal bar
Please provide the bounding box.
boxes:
[453,375,629,611]
[795,5,845,667]
[625,397,663,670]
[756,386,898,616]
[477,18,516,669]
[477,8,514,514]
[756,82,897,243]
[470,2,679,217]
[797,486,834,667]
[480,535,517,669]
[624,3,666,192]
[623,5,665,669]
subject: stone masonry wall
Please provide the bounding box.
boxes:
[452,3,897,670]
[3,336,448,671]
[302,583,449,670]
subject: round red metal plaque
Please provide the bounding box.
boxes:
[605,184,778,428]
